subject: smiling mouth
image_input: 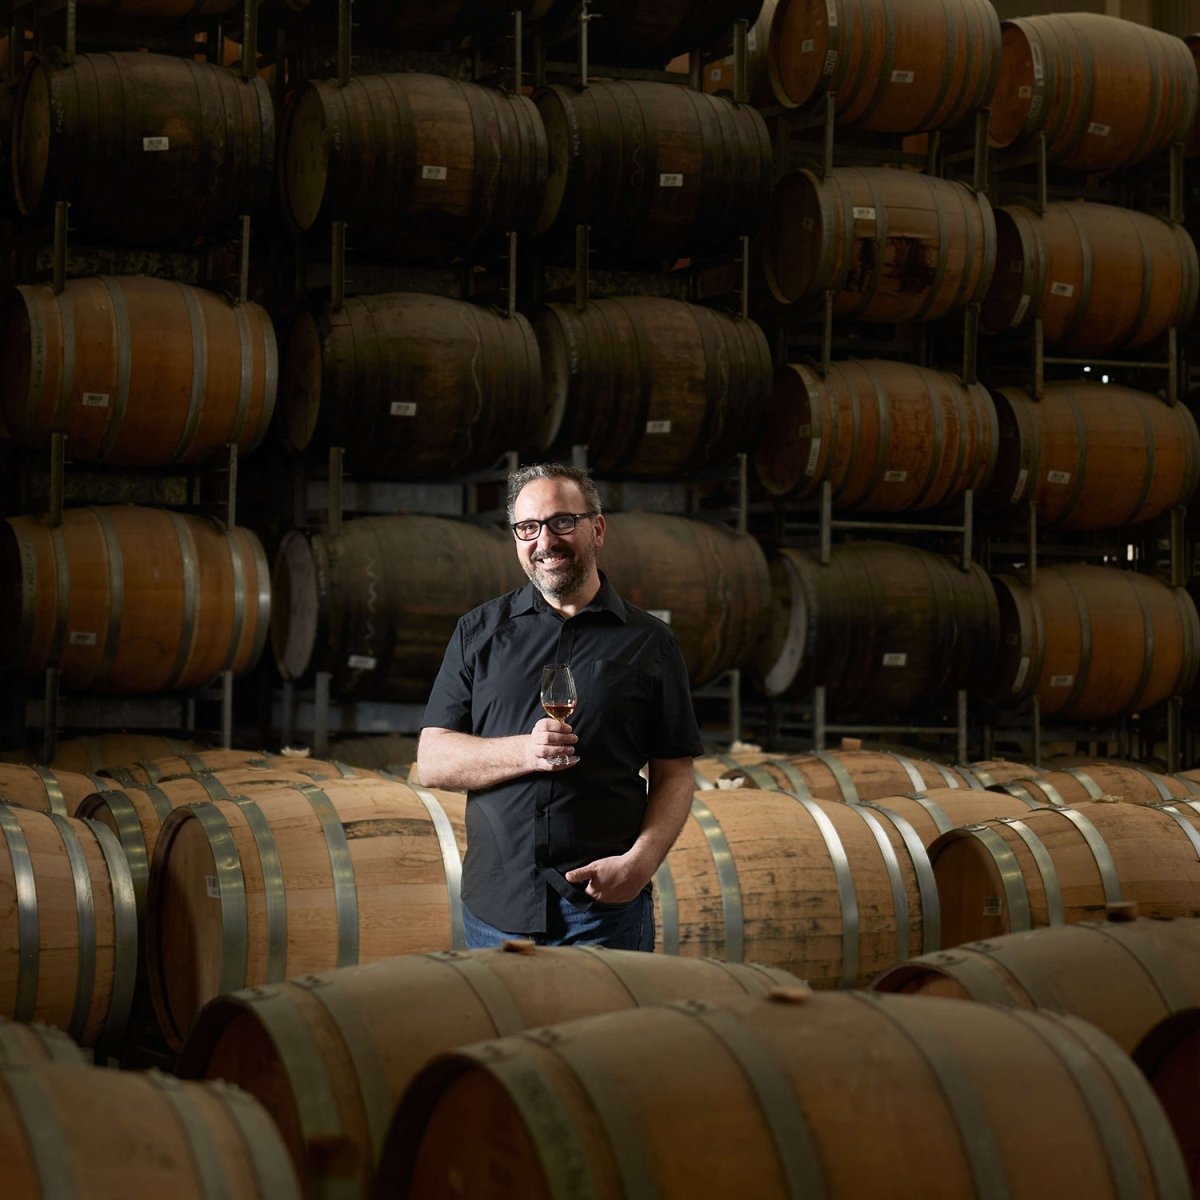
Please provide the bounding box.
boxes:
[534,551,574,566]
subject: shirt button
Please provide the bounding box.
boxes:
[536,805,546,816]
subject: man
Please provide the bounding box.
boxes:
[417,462,704,950]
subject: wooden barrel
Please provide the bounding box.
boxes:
[270,515,524,702]
[699,0,777,106]
[987,564,1200,720]
[0,763,119,816]
[994,764,1199,809]
[966,758,1045,787]
[763,167,995,320]
[0,1059,301,1197]
[983,382,1200,530]
[0,506,271,694]
[378,990,1188,1198]
[0,1016,87,1064]
[599,512,771,688]
[768,0,1000,131]
[929,798,1200,948]
[875,916,1200,1057]
[145,778,468,1048]
[0,807,136,1053]
[102,749,382,789]
[43,734,207,775]
[980,202,1199,354]
[858,786,1048,849]
[280,73,546,261]
[533,81,773,264]
[534,298,772,477]
[0,277,277,467]
[281,292,543,477]
[757,541,998,715]
[12,53,274,243]
[176,946,799,1194]
[722,748,978,799]
[692,749,784,789]
[655,788,937,985]
[1134,1006,1200,1197]
[756,359,997,508]
[77,766,350,915]
[989,13,1197,171]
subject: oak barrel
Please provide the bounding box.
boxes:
[176,946,799,1194]
[756,358,997,508]
[534,80,773,263]
[699,0,777,106]
[984,382,1200,530]
[763,167,996,320]
[757,541,998,716]
[980,202,1199,354]
[987,564,1200,720]
[929,799,1200,948]
[145,778,469,1048]
[271,515,524,702]
[1135,1006,1200,1198]
[101,748,381,789]
[0,807,135,1053]
[0,276,277,466]
[989,13,1197,171]
[875,915,1200,1056]
[723,748,978,798]
[378,990,1187,1198]
[40,734,207,775]
[654,788,937,986]
[534,297,772,477]
[0,1015,87,1064]
[857,786,1047,850]
[993,764,1199,810]
[0,506,271,694]
[280,73,546,261]
[768,0,1001,132]
[12,53,274,242]
[281,292,543,477]
[0,763,118,816]
[0,1059,300,1197]
[965,758,1045,787]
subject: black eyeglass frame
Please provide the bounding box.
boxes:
[509,511,598,541]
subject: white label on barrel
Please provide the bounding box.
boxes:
[1047,469,1071,484]
[982,897,1003,916]
[348,654,377,670]
[422,165,448,180]
[882,652,907,667]
[646,420,671,434]
[891,70,915,83]
[825,0,837,24]
[1011,467,1028,503]
[710,68,723,81]
[1013,655,1030,690]
[1031,42,1044,80]
[1050,281,1074,297]
[649,609,672,624]
[883,470,907,482]
[1088,122,1111,137]
[81,392,110,408]
[69,631,97,646]
[805,439,822,476]
[1012,293,1031,324]
[801,38,814,53]
[206,875,219,899]
[660,173,684,187]
[1050,674,1074,688]
[390,401,417,417]
[852,206,877,221]
[143,136,169,151]
[824,50,838,74]
[1018,85,1032,98]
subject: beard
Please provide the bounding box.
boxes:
[524,541,596,601]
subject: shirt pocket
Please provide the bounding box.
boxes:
[588,658,655,719]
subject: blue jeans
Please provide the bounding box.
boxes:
[462,887,655,951]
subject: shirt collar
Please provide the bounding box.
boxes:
[515,571,627,622]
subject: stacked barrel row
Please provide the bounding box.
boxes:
[3,740,1200,1194]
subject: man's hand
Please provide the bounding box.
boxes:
[565,851,652,904]
[531,716,578,770]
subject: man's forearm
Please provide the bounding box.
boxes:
[415,728,531,791]
[627,758,696,876]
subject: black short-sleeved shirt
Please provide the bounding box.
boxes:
[421,571,705,932]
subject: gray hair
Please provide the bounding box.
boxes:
[506,462,603,521]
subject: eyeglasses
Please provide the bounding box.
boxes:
[510,511,597,541]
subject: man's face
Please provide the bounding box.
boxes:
[512,477,605,602]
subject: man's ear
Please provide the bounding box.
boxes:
[592,513,606,549]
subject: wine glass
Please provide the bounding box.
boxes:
[541,664,577,767]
